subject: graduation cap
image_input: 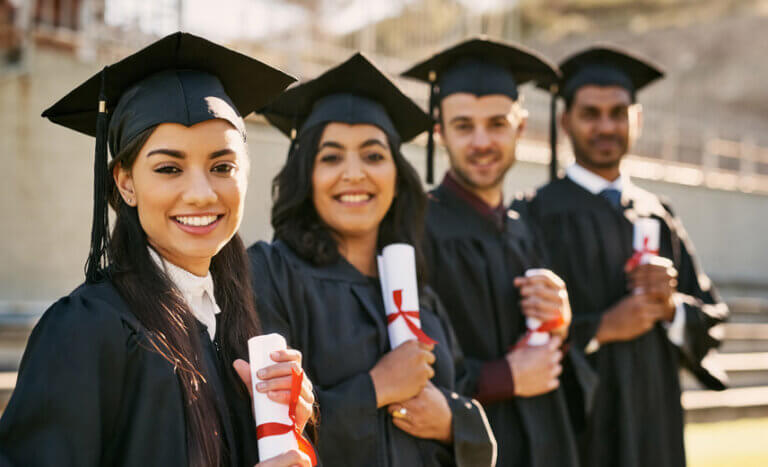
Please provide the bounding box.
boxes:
[42,32,295,283]
[401,37,559,183]
[546,45,664,180]
[261,53,430,146]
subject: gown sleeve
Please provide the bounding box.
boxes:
[421,227,508,402]
[664,204,729,390]
[0,290,128,467]
[422,288,497,467]
[248,244,380,448]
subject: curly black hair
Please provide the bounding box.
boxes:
[271,123,427,279]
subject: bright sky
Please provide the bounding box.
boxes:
[104,0,514,41]
[105,0,307,41]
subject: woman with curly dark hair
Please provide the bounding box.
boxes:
[247,53,496,467]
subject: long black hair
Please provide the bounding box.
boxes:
[271,123,428,279]
[106,126,261,467]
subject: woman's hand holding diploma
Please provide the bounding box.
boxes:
[370,340,436,408]
[233,349,315,434]
[387,381,453,443]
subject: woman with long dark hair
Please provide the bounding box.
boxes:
[0,33,315,467]
[247,54,496,466]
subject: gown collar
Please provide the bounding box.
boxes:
[440,171,507,231]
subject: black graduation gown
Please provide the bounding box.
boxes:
[514,177,728,467]
[247,241,496,467]
[424,184,589,467]
[0,280,260,467]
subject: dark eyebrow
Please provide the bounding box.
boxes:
[319,141,345,150]
[578,104,601,113]
[210,149,235,159]
[489,115,510,122]
[147,149,185,158]
[360,139,387,150]
[449,116,472,125]
[146,148,235,159]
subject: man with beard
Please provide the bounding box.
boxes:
[403,38,595,467]
[514,46,728,467]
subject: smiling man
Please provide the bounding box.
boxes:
[514,46,729,467]
[403,38,594,467]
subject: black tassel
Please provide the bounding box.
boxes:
[85,67,110,283]
[548,85,559,181]
[425,75,437,185]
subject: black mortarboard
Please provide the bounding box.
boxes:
[559,45,664,104]
[42,32,295,283]
[261,53,430,145]
[547,45,664,179]
[402,37,559,183]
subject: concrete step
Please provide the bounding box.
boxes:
[720,322,768,353]
[683,386,768,423]
[726,297,768,323]
[0,312,41,371]
[0,371,16,413]
[682,352,768,390]
[723,323,768,340]
[721,339,768,353]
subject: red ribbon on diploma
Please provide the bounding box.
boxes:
[256,367,317,466]
[625,236,660,271]
[387,289,437,345]
[516,315,566,349]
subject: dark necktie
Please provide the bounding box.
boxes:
[599,188,622,209]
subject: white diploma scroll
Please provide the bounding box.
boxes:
[248,333,298,461]
[633,217,661,265]
[377,243,429,350]
[525,269,551,346]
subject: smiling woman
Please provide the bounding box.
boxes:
[112,120,249,276]
[311,122,398,254]
[0,33,318,467]
[247,53,497,467]
[271,118,423,275]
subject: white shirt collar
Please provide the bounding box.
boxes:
[148,248,221,341]
[565,162,629,195]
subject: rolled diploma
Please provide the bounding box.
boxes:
[633,218,661,265]
[525,269,551,346]
[248,333,298,461]
[378,243,421,350]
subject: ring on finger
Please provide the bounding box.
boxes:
[391,407,408,419]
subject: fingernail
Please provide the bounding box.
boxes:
[257,369,266,378]
[270,351,280,358]
[256,383,267,392]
